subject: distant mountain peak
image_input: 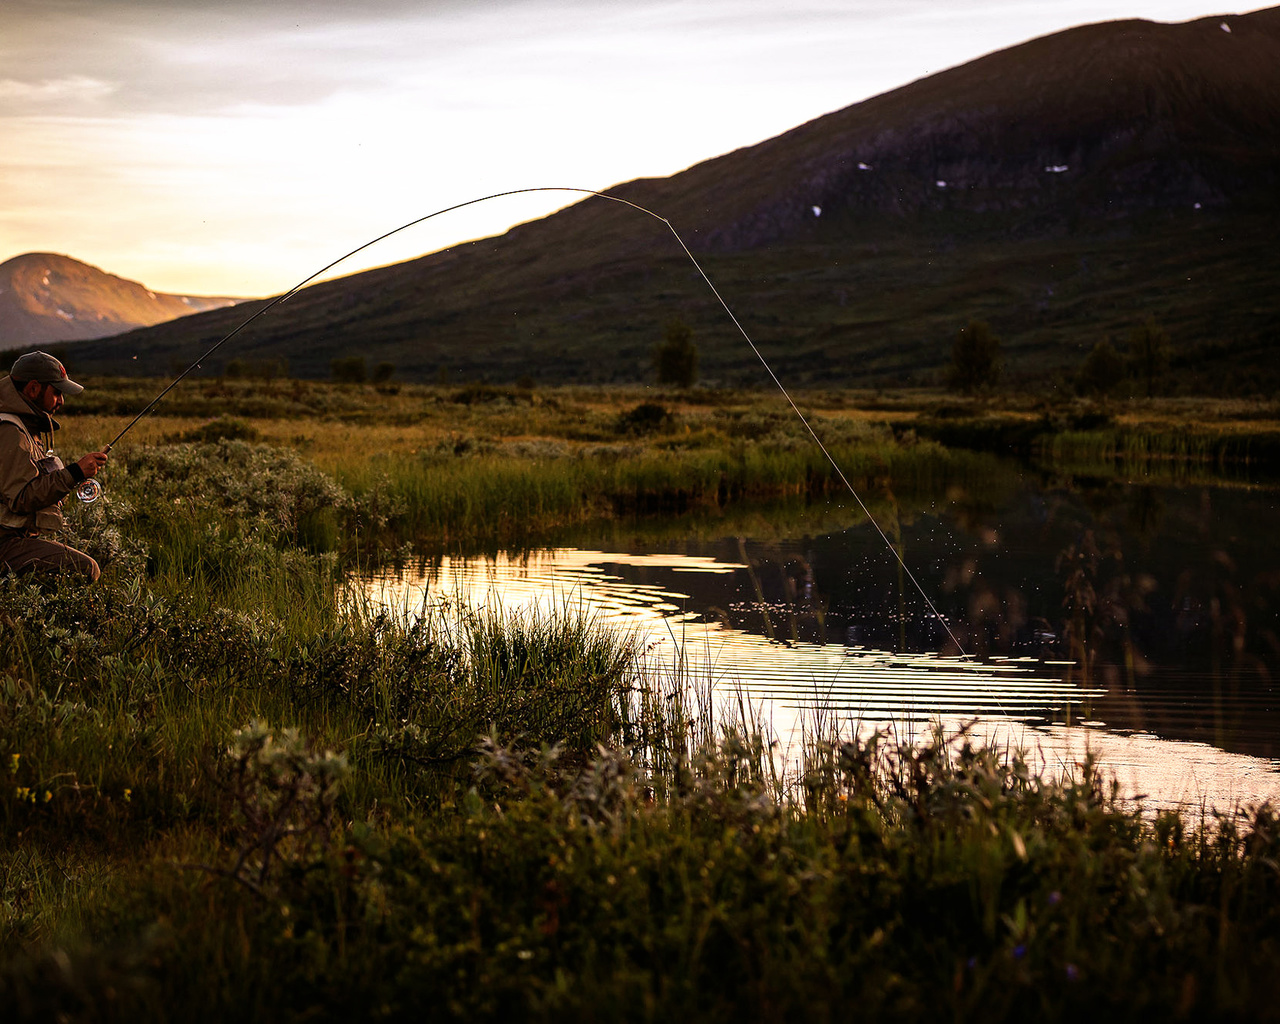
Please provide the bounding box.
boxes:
[0,252,240,351]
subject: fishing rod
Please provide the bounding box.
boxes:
[82,185,968,657]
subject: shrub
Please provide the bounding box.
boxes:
[1076,341,1126,396]
[654,318,699,388]
[225,358,287,380]
[167,416,261,443]
[214,721,348,893]
[1127,316,1170,398]
[330,356,367,384]
[946,320,1002,393]
[450,384,530,406]
[615,401,673,436]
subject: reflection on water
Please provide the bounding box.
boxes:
[367,486,1280,814]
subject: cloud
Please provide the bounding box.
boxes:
[0,75,117,107]
[0,0,522,116]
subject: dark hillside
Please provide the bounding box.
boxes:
[63,9,1280,391]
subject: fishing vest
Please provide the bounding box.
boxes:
[0,412,67,533]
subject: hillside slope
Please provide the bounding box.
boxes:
[64,9,1280,391]
[0,253,239,350]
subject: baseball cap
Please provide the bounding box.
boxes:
[10,351,84,396]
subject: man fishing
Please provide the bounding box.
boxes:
[0,351,109,581]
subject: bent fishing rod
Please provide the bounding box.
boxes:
[84,185,969,657]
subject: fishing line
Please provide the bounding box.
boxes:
[90,185,969,657]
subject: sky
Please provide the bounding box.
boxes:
[0,0,1260,297]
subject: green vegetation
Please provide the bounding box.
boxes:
[946,319,1002,394]
[330,355,368,384]
[60,379,1021,551]
[49,380,1280,560]
[1127,316,1171,399]
[61,212,1280,393]
[3,555,1280,1019]
[1075,340,1126,396]
[2,381,1279,1018]
[224,357,288,381]
[653,317,699,388]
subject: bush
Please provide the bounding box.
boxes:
[615,401,673,436]
[450,384,530,406]
[167,417,261,443]
[654,318,699,388]
[224,358,287,380]
[946,320,1002,394]
[330,356,367,384]
[1127,317,1170,398]
[1076,341,1126,396]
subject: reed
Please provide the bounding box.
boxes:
[3,384,1278,1019]
[4,555,1280,1020]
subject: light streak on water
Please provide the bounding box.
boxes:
[365,547,1280,814]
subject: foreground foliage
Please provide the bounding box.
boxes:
[1,561,1279,1021]
[2,391,1279,1019]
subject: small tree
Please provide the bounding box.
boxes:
[372,361,396,383]
[946,320,1001,393]
[330,355,367,383]
[1127,316,1170,398]
[654,317,699,388]
[226,357,287,380]
[1076,340,1126,396]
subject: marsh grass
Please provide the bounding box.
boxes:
[4,566,1280,1020]
[0,563,655,939]
[907,396,1280,484]
[6,626,1280,1023]
[58,383,1280,548]
[1039,427,1280,483]
[58,383,1018,555]
[3,381,1279,1019]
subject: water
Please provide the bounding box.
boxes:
[366,475,1280,813]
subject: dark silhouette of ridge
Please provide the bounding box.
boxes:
[62,8,1280,390]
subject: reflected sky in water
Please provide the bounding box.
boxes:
[366,540,1280,814]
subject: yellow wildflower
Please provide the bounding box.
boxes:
[123,788,132,802]
[8,753,18,774]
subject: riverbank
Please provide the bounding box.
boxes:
[56,381,1280,552]
[3,559,1280,1021]
[3,382,1279,1019]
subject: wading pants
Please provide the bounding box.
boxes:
[0,531,100,582]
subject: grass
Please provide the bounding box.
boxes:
[54,380,1280,555]
[2,383,1279,1019]
[55,380,1019,552]
[3,558,1280,1021]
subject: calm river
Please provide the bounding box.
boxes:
[367,469,1280,813]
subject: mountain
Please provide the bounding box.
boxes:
[0,253,239,350]
[63,8,1280,391]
